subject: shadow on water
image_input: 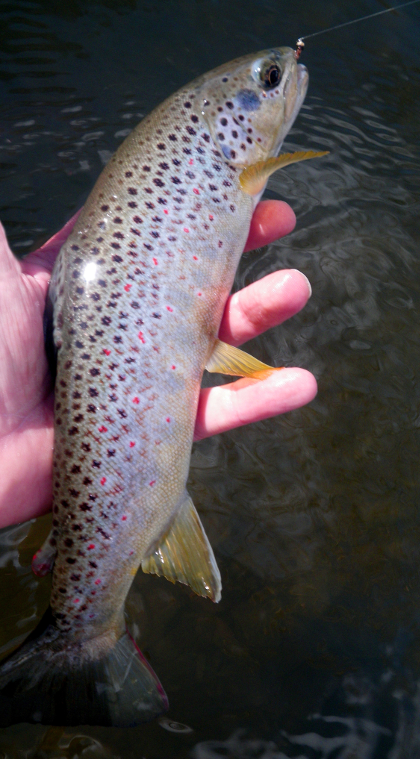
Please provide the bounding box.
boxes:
[0,0,420,756]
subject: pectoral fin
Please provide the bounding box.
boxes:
[32,530,57,577]
[239,150,329,196]
[141,494,221,603]
[206,339,283,379]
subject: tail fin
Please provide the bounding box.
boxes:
[0,611,168,727]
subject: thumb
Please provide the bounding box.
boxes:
[0,222,22,279]
[20,209,82,279]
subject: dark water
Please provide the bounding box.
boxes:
[1,0,420,756]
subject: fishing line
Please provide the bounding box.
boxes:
[294,0,420,56]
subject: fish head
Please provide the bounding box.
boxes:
[197,47,308,166]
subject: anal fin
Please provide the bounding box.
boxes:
[141,495,221,603]
[206,338,283,379]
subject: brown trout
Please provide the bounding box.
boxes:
[0,47,325,727]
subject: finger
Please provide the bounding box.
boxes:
[219,269,312,347]
[194,368,317,440]
[20,209,81,282]
[244,200,296,252]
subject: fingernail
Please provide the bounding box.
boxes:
[292,269,312,298]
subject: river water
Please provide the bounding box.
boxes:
[0,0,419,756]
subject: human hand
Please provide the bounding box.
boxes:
[0,200,316,528]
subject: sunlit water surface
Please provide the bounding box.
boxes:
[0,0,419,756]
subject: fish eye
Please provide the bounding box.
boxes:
[252,59,283,90]
[261,63,281,89]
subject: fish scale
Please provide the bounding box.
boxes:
[0,46,312,727]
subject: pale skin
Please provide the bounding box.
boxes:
[0,200,317,529]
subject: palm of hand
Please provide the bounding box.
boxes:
[0,201,316,528]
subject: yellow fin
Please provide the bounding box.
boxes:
[141,494,221,603]
[206,338,283,379]
[239,150,329,196]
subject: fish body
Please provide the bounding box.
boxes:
[0,48,310,727]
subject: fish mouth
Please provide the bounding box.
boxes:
[285,62,308,127]
[297,63,309,100]
[270,59,308,157]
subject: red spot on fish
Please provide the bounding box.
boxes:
[122,515,127,521]
[193,188,200,195]
[88,544,95,550]
[193,255,198,260]
[149,480,156,487]
[73,598,80,604]
[189,159,194,165]
[184,227,190,233]
[89,614,95,618]
[209,214,214,220]
[164,209,169,215]
[133,397,140,404]
[91,590,96,595]
[98,425,107,433]
[166,417,171,423]
[129,441,136,448]
[138,331,145,343]
[100,477,107,486]
[95,579,101,585]
[166,306,173,312]
[153,258,158,265]
[171,365,176,370]
[198,292,202,297]
[129,550,134,555]
[124,284,132,292]
[103,348,111,356]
